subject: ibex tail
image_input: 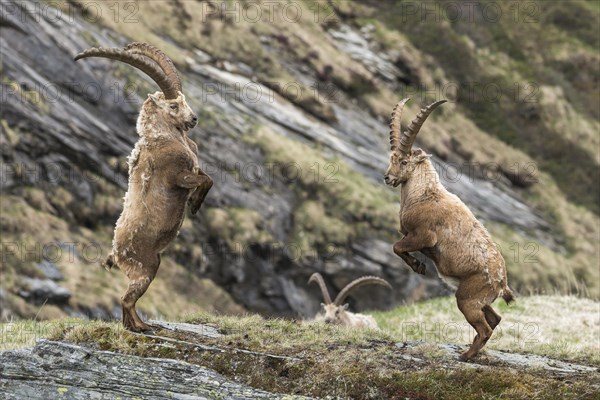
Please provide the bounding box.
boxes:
[502,287,515,304]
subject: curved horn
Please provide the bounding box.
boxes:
[389,98,410,151]
[308,273,332,304]
[74,46,179,99]
[334,276,392,306]
[398,99,447,154]
[124,42,182,94]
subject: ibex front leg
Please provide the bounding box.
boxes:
[396,252,427,275]
[393,230,436,275]
[188,169,213,215]
[176,170,208,189]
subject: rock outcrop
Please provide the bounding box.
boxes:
[0,340,308,400]
[17,278,71,305]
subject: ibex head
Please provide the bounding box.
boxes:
[144,91,197,132]
[384,98,446,187]
[308,273,392,325]
[75,42,197,132]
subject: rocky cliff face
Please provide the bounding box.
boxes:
[1,1,598,321]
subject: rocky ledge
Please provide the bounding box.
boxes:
[0,321,597,399]
[0,339,308,400]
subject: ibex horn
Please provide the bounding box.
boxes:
[389,98,410,151]
[308,273,333,304]
[124,42,182,94]
[398,99,447,155]
[74,45,179,99]
[334,276,392,306]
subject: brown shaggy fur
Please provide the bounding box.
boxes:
[385,135,514,361]
[104,91,212,332]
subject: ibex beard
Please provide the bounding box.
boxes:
[384,98,514,361]
[75,43,213,332]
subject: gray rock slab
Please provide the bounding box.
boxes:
[149,320,223,338]
[0,340,310,399]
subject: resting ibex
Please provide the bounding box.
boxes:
[384,98,514,361]
[308,273,392,329]
[75,43,213,332]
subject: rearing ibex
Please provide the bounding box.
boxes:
[384,98,514,361]
[309,273,392,329]
[75,43,213,332]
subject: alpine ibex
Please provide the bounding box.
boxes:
[308,273,392,329]
[384,98,514,361]
[75,43,213,332]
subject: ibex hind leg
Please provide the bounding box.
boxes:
[457,301,493,361]
[456,279,494,361]
[122,277,154,333]
[120,254,161,333]
[483,305,501,329]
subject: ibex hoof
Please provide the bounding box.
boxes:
[412,261,426,275]
[125,324,155,335]
[102,255,115,271]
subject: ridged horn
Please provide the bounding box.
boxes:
[398,99,447,154]
[74,46,179,99]
[389,98,409,151]
[308,273,333,304]
[334,276,392,306]
[124,42,182,94]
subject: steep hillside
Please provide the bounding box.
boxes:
[1,0,598,321]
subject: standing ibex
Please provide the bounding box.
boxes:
[384,98,514,360]
[309,273,392,329]
[75,43,213,332]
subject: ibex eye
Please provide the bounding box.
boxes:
[170,104,178,110]
[401,160,408,165]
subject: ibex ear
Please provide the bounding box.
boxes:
[148,93,161,105]
[342,303,349,310]
[412,148,431,163]
[320,302,326,309]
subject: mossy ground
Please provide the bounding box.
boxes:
[2,295,598,399]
